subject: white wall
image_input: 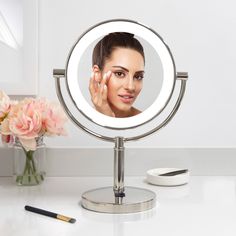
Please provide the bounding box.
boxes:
[0,0,38,95]
[38,0,236,148]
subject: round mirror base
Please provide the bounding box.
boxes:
[81,186,156,214]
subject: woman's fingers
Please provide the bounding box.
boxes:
[89,71,102,97]
[95,72,102,83]
[106,70,112,79]
[102,84,108,100]
[90,70,111,105]
[98,71,110,99]
[101,71,111,100]
[100,73,107,92]
[100,71,111,88]
[89,70,114,117]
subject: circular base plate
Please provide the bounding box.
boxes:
[81,186,156,214]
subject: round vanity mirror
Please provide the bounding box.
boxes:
[77,34,164,120]
[53,19,188,214]
[66,19,175,129]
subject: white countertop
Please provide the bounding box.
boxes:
[1,176,236,236]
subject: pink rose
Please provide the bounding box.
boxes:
[8,98,42,150]
[43,102,67,136]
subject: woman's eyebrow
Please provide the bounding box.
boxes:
[112,66,144,74]
[112,66,129,72]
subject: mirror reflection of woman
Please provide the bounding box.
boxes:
[89,32,145,118]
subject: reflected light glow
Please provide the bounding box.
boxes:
[0,12,18,49]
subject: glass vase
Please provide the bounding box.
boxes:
[13,136,46,186]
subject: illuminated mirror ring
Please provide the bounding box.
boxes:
[66,19,176,130]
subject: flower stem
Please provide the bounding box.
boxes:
[15,139,44,186]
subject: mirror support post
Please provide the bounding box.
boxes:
[113,137,125,198]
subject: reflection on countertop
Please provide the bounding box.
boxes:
[0,176,236,236]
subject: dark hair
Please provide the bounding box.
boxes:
[92,32,145,70]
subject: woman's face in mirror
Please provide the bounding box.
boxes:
[82,31,163,120]
[89,32,146,118]
[93,47,144,117]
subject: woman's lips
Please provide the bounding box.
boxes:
[118,94,135,103]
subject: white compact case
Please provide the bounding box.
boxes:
[146,168,190,186]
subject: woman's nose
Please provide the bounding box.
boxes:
[124,76,135,91]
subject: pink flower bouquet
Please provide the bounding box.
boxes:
[0,90,67,185]
[0,90,67,150]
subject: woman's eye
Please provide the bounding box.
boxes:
[114,71,125,78]
[134,75,144,81]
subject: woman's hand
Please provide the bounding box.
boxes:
[89,71,115,117]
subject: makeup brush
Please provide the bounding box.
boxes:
[25,205,76,223]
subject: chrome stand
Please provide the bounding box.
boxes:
[113,137,125,198]
[81,137,156,213]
